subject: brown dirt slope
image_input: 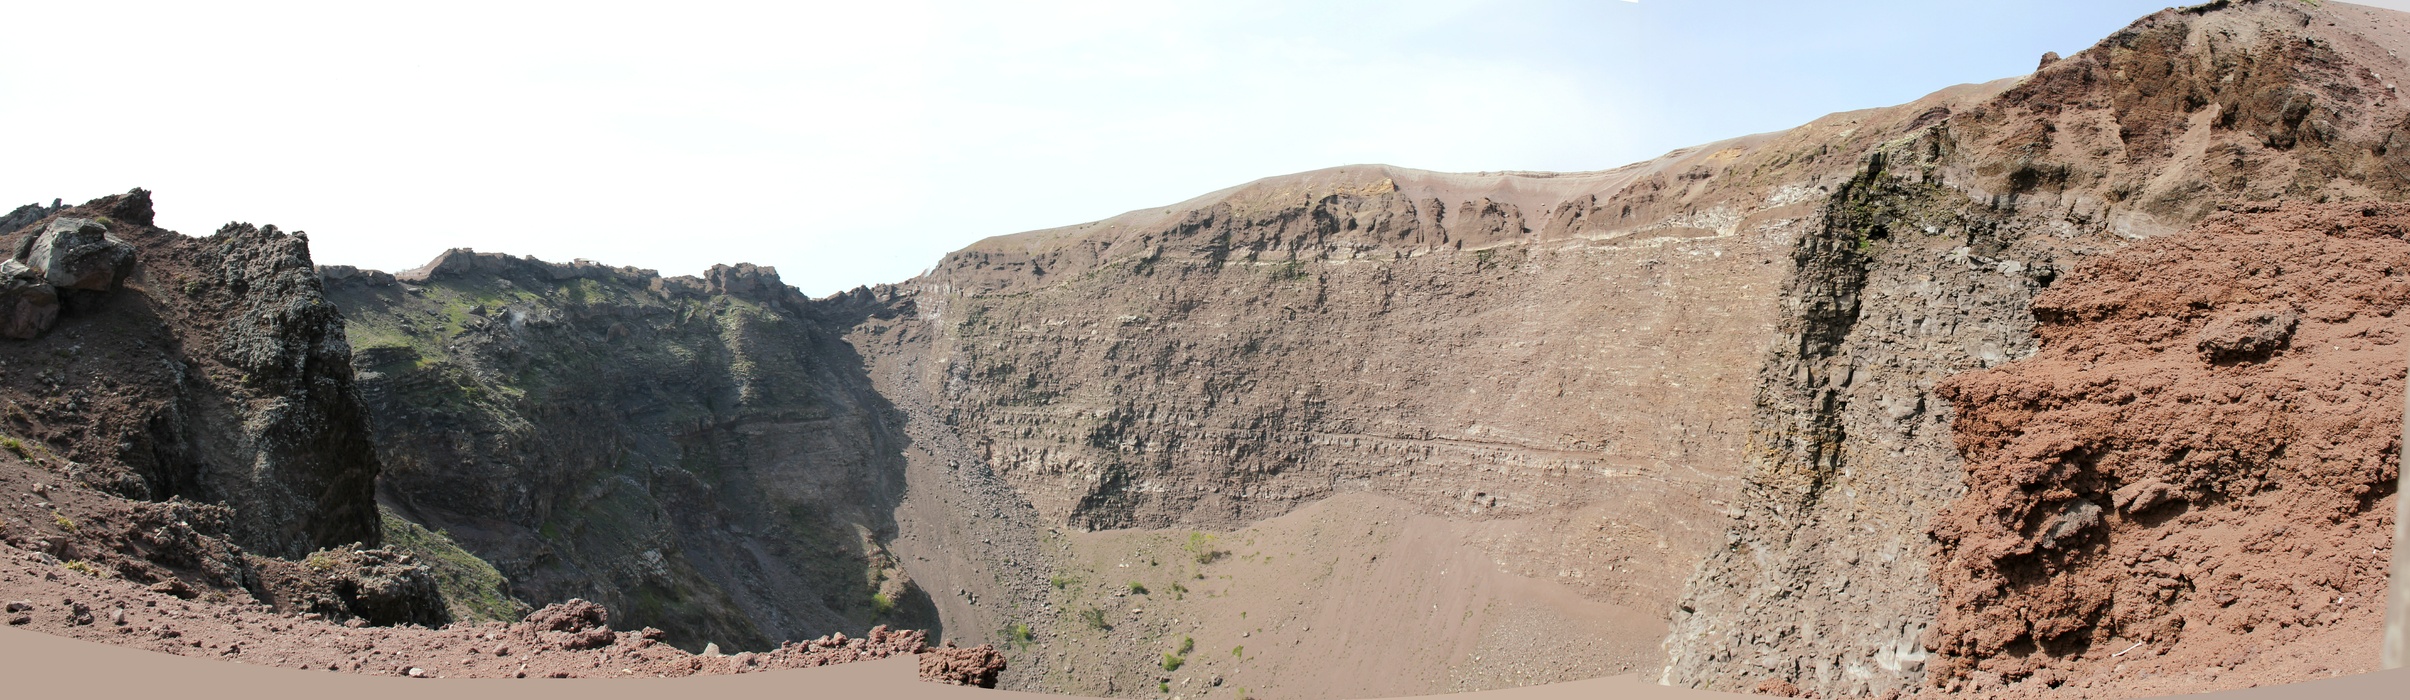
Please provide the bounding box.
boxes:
[1928,201,2402,697]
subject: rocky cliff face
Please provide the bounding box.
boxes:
[0,190,439,627]
[6,2,2401,697]
[841,79,2017,693]
[1663,1,2410,696]
[322,251,937,652]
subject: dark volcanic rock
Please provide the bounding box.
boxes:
[251,545,449,628]
[0,199,63,236]
[0,189,383,565]
[326,249,931,652]
[0,260,58,340]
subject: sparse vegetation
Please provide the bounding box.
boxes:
[870,592,896,617]
[1178,636,1194,655]
[0,436,26,458]
[50,511,74,532]
[1003,622,1036,650]
[1232,645,1245,658]
[61,560,112,578]
[1170,581,1188,599]
[1161,652,1185,671]
[1080,606,1111,630]
[378,507,531,622]
[1184,531,1227,564]
[1050,573,1080,589]
[1127,581,1148,595]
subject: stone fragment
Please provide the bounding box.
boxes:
[0,259,59,340]
[2195,305,2297,363]
[918,644,1006,688]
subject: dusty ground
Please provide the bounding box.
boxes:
[1928,202,2404,698]
[987,493,1662,700]
[0,539,949,678]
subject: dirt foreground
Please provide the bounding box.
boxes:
[0,540,1000,683]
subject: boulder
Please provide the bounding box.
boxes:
[22,217,136,291]
[0,260,59,340]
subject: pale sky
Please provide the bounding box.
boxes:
[7,1,2400,295]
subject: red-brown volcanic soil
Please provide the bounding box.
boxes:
[0,540,1000,682]
[1928,202,2404,697]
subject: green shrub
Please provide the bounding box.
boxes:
[1128,581,1148,595]
[1080,607,1110,630]
[1161,652,1185,671]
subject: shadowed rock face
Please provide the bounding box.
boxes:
[324,252,936,653]
[0,260,57,340]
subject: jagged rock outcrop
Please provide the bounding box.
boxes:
[0,199,63,237]
[0,189,383,564]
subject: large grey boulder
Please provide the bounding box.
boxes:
[0,259,59,340]
[20,217,136,291]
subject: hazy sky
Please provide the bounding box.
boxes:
[8,1,2400,294]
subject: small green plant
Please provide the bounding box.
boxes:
[1128,581,1148,595]
[1170,582,1188,600]
[0,436,25,458]
[1002,622,1035,649]
[1474,248,1498,270]
[1160,681,1172,694]
[1271,260,1309,282]
[1050,574,1080,589]
[1178,636,1194,655]
[50,511,74,532]
[304,551,339,572]
[870,592,896,617]
[62,560,111,578]
[1161,652,1185,672]
[1184,532,1226,565]
[1080,607,1111,630]
[1232,645,1244,658]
